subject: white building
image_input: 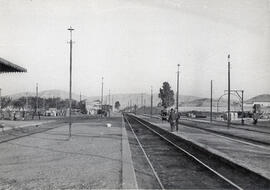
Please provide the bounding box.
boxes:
[253,101,270,107]
[85,100,101,115]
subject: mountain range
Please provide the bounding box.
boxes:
[5,90,270,108]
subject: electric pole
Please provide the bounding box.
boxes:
[112,95,114,112]
[150,86,153,117]
[241,90,244,125]
[0,88,2,113]
[176,64,180,113]
[141,93,143,108]
[68,26,74,137]
[36,83,38,113]
[0,88,1,110]
[43,98,45,111]
[210,80,213,122]
[144,99,146,114]
[109,89,111,106]
[32,83,40,120]
[26,92,28,111]
[109,89,111,117]
[101,77,104,106]
[227,54,231,128]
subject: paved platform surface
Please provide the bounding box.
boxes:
[138,115,270,180]
[184,117,270,134]
[180,119,270,145]
[0,117,136,189]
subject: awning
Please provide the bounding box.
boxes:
[0,57,27,73]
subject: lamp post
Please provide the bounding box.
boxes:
[68,26,74,137]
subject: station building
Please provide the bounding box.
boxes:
[0,57,27,120]
[85,100,102,115]
[0,57,27,73]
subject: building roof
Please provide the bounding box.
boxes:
[0,57,27,73]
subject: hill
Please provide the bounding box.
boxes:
[6,90,89,101]
[6,90,202,108]
[181,98,240,107]
[91,93,202,108]
[245,94,270,104]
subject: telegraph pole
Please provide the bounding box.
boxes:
[0,88,1,110]
[36,83,38,112]
[101,77,104,105]
[26,92,28,111]
[109,89,111,106]
[68,26,74,137]
[141,93,143,108]
[112,95,114,112]
[227,54,231,128]
[241,90,244,125]
[144,99,146,114]
[210,80,213,122]
[109,89,111,117]
[150,86,153,117]
[0,88,2,114]
[176,64,180,113]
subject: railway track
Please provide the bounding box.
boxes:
[124,113,270,189]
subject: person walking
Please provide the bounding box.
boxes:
[168,108,176,132]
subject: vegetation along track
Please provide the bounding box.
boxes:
[124,114,270,189]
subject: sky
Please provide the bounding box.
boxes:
[0,0,269,99]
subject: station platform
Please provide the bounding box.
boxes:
[0,117,137,189]
[180,118,270,145]
[137,115,270,180]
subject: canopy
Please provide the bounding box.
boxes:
[0,57,27,73]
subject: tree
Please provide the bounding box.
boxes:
[158,82,175,108]
[79,101,87,114]
[1,97,12,109]
[114,101,120,110]
[12,97,26,110]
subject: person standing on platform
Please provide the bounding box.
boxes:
[168,108,176,132]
